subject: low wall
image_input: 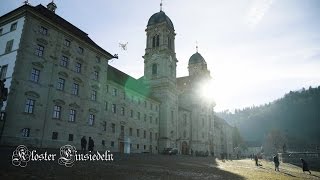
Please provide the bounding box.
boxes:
[279,152,320,164]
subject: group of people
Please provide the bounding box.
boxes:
[272,154,312,174]
[252,154,312,174]
[80,136,95,153]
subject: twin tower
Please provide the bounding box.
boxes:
[142,9,213,152]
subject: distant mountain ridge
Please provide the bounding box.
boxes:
[217,86,320,146]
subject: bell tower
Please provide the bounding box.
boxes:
[143,10,177,82]
[143,7,179,151]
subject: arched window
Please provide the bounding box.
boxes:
[156,35,160,47]
[152,64,157,75]
[152,36,156,48]
[168,37,171,49]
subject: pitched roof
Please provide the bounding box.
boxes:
[107,65,158,101]
[0,4,115,59]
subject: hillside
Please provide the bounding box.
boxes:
[217,86,320,149]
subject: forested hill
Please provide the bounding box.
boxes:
[217,86,320,146]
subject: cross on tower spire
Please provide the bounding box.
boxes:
[196,41,199,52]
[160,0,163,11]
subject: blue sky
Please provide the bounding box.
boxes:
[1,0,320,111]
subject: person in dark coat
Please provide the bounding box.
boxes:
[273,154,280,171]
[81,136,87,153]
[88,137,94,152]
[254,154,258,166]
[300,158,311,174]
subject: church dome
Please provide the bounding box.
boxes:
[147,11,174,29]
[189,52,206,65]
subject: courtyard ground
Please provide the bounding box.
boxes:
[0,147,319,179]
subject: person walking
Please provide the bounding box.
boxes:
[88,137,95,152]
[81,136,87,153]
[254,154,259,166]
[300,158,311,174]
[273,154,280,171]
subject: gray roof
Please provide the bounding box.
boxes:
[147,11,174,29]
[189,52,206,65]
[0,4,116,59]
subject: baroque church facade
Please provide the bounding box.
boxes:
[143,10,215,154]
[0,2,218,155]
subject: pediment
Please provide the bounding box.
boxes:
[25,91,40,98]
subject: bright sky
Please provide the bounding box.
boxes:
[1,0,320,112]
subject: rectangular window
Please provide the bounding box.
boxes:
[121,125,124,136]
[69,109,76,122]
[144,101,147,107]
[144,145,146,150]
[91,90,97,101]
[30,68,40,83]
[60,56,69,67]
[112,104,116,113]
[0,65,8,80]
[112,88,117,96]
[72,83,79,95]
[75,62,81,73]
[137,144,139,149]
[64,39,70,47]
[57,78,65,90]
[137,112,140,120]
[21,128,30,137]
[155,133,158,140]
[106,85,109,93]
[112,123,115,133]
[111,141,114,147]
[143,130,146,139]
[150,132,152,141]
[121,107,125,115]
[35,44,44,57]
[144,114,147,121]
[105,102,108,111]
[78,46,84,54]
[5,40,14,53]
[155,117,158,124]
[68,134,73,141]
[39,26,48,35]
[149,116,152,124]
[129,128,132,136]
[24,99,35,114]
[52,105,61,119]
[88,114,95,126]
[10,22,17,31]
[93,71,99,80]
[150,103,153,110]
[103,121,107,131]
[130,110,133,118]
[136,129,140,137]
[52,132,58,140]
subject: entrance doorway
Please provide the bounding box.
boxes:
[119,142,124,153]
[181,141,188,155]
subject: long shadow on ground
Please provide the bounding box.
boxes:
[0,147,245,180]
